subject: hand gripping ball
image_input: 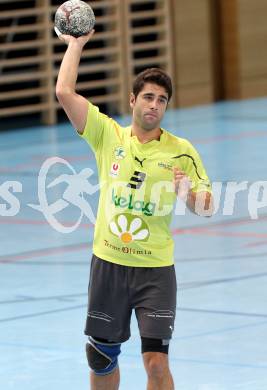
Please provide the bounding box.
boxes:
[54,0,95,38]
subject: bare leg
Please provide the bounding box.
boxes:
[143,352,174,390]
[90,366,120,390]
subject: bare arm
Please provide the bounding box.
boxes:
[55,30,95,134]
[174,167,214,217]
[186,190,214,217]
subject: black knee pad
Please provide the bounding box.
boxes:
[86,336,121,376]
[141,337,170,354]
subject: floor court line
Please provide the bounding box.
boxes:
[0,155,95,173]
[4,310,266,350]
[1,210,264,229]
[175,252,267,262]
[245,240,267,247]
[1,273,266,309]
[2,295,266,320]
[0,293,87,305]
[0,217,94,228]
[0,345,264,371]
[179,272,267,289]
[172,213,267,234]
[191,130,267,145]
[0,134,82,152]
[179,229,267,239]
[174,319,267,341]
[1,260,90,266]
[0,304,87,323]
[2,214,266,264]
[178,307,267,319]
[0,241,265,265]
[0,242,92,263]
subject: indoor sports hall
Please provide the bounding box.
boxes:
[1,1,267,389]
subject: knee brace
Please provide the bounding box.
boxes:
[86,336,121,376]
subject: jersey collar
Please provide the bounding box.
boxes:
[126,126,166,147]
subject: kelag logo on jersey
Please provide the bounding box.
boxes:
[111,189,156,216]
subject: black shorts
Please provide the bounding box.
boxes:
[84,255,177,343]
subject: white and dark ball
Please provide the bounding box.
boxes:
[55,0,95,38]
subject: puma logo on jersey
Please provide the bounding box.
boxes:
[134,156,146,167]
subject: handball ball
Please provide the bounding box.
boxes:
[55,0,95,38]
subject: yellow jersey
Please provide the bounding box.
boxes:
[80,102,211,267]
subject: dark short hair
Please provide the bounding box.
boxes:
[132,68,172,101]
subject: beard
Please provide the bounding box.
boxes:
[140,114,161,131]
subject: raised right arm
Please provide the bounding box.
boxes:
[55,30,95,134]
